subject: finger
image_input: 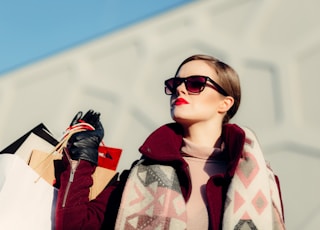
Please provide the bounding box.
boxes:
[70,111,83,126]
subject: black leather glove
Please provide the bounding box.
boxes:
[67,110,104,165]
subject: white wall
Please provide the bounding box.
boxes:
[0,0,319,228]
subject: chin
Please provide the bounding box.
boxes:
[172,116,192,125]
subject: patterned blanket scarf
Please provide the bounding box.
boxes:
[222,127,285,230]
[115,162,187,229]
[115,128,285,230]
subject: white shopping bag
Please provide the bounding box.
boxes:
[15,132,56,163]
[0,154,57,230]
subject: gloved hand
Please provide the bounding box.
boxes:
[66,110,104,165]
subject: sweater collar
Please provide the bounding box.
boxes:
[181,137,224,160]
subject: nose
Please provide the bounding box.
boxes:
[175,81,187,95]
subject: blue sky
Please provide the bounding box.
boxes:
[0,0,193,76]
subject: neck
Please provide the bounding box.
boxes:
[182,121,222,147]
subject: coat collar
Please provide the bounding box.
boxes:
[139,122,245,170]
[139,123,184,162]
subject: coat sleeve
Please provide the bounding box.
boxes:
[55,156,127,230]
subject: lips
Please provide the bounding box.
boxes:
[174,98,189,105]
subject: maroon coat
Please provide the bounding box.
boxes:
[55,123,281,229]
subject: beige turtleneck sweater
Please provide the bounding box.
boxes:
[181,138,228,230]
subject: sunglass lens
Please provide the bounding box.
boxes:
[165,78,176,94]
[185,76,206,93]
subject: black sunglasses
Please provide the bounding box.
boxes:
[164,75,228,96]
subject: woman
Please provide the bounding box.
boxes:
[55,54,285,229]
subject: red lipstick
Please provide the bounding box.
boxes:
[174,98,189,105]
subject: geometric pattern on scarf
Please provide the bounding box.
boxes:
[223,127,285,230]
[115,161,187,230]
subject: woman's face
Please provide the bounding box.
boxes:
[170,60,227,126]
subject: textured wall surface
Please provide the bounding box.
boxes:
[0,0,319,228]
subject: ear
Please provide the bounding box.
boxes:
[218,96,234,113]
